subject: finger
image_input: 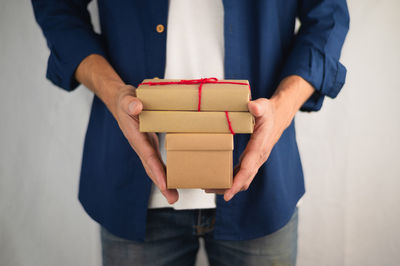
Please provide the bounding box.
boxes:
[147,133,159,150]
[123,124,169,195]
[160,188,179,204]
[223,168,252,201]
[122,95,143,116]
[144,136,176,203]
[233,164,241,176]
[244,119,271,161]
[224,152,259,201]
[248,98,268,118]
[147,133,163,161]
[142,152,167,190]
[116,90,176,203]
[141,147,178,204]
[140,150,178,204]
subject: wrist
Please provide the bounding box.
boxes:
[270,92,295,130]
[97,79,126,117]
[75,54,126,117]
[270,75,315,128]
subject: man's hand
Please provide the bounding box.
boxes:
[112,85,178,204]
[75,54,178,204]
[206,75,315,201]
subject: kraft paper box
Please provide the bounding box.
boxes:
[166,133,233,189]
[136,79,250,111]
[139,111,254,133]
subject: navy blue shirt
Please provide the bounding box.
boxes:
[32,0,349,241]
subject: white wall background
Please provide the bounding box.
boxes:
[0,0,399,265]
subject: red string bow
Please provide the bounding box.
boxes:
[180,77,218,111]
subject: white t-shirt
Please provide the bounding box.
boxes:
[147,0,224,209]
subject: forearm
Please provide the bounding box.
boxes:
[75,54,125,116]
[74,54,177,202]
[270,75,315,128]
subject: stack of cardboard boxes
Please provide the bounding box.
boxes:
[137,78,254,189]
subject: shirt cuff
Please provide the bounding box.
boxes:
[46,32,107,92]
[280,45,347,111]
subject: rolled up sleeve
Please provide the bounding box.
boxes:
[280,0,350,111]
[32,0,106,91]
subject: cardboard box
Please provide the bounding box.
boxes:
[166,133,233,189]
[139,111,254,133]
[137,79,250,111]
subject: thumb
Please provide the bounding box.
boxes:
[122,96,143,116]
[248,98,267,118]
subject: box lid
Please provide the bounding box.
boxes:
[165,133,233,151]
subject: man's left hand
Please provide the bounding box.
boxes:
[205,75,315,201]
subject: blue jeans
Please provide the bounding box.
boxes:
[101,207,298,266]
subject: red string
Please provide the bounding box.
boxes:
[198,82,202,111]
[138,78,251,107]
[138,78,248,135]
[225,111,235,135]
[138,78,250,89]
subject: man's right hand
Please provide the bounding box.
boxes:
[75,54,178,204]
[113,85,178,204]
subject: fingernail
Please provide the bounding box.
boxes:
[128,102,136,114]
[167,197,175,204]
